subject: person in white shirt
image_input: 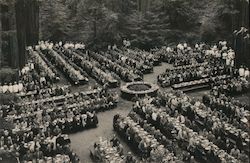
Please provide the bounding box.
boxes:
[227,49,235,67]
[81,43,85,49]
[123,39,127,46]
[211,50,216,57]
[40,42,46,50]
[35,45,40,51]
[177,43,182,50]
[177,114,185,123]
[13,82,19,93]
[226,55,231,66]
[212,45,218,50]
[152,112,157,121]
[222,46,227,51]
[18,82,24,92]
[73,43,77,49]
[221,41,227,47]
[179,44,184,50]
[244,68,249,78]
[222,52,228,66]
[215,50,221,58]
[2,83,8,93]
[195,44,199,49]
[166,47,171,52]
[21,67,26,75]
[30,62,34,70]
[64,43,69,49]
[183,43,187,48]
[48,43,53,49]
[59,41,63,46]
[239,66,245,77]
[8,83,13,93]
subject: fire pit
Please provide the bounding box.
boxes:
[120,82,159,100]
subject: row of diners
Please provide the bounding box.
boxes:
[1,41,249,163]
[33,42,161,87]
[110,89,249,163]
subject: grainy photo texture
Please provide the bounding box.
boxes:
[0,0,249,163]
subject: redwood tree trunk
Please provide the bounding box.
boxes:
[15,0,39,68]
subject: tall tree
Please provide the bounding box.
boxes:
[40,0,71,42]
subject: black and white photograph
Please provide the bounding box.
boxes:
[0,0,249,162]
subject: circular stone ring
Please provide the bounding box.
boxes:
[120,82,159,100]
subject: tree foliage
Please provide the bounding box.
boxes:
[37,0,246,49]
[40,0,72,42]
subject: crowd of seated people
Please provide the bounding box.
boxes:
[211,77,250,96]
[203,92,250,131]
[19,62,53,93]
[158,62,232,87]
[128,110,194,162]
[1,105,106,163]
[58,42,144,82]
[0,129,78,163]
[57,48,119,87]
[1,88,118,120]
[129,96,247,163]
[0,93,103,134]
[34,48,61,82]
[205,42,235,68]
[108,49,153,74]
[0,82,24,94]
[28,48,60,83]
[0,88,118,156]
[88,51,142,82]
[0,126,80,163]
[0,62,42,94]
[239,66,250,78]
[155,41,235,69]
[159,43,205,66]
[0,88,118,162]
[6,61,54,95]
[128,48,161,66]
[63,42,85,50]
[157,91,249,162]
[90,136,138,163]
[158,41,241,88]
[124,49,157,66]
[113,114,183,162]
[17,85,70,102]
[166,63,208,72]
[36,41,88,85]
[101,51,144,78]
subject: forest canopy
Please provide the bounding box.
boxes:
[0,0,248,51]
[38,0,248,50]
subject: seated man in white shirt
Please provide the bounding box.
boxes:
[2,83,8,93]
[183,43,187,48]
[244,68,249,78]
[59,41,63,46]
[239,66,245,77]
[166,47,171,52]
[13,82,19,93]
[8,83,14,93]
[18,82,24,93]
[221,45,228,51]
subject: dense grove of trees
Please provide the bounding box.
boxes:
[0,0,249,68]
[38,0,249,50]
